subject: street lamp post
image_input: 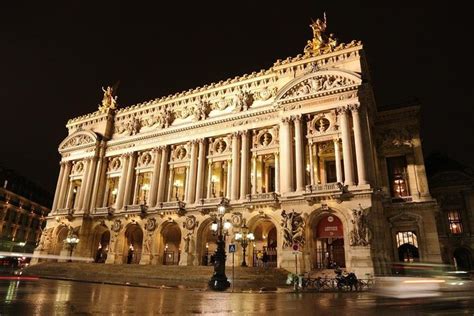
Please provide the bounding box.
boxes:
[235,220,255,267]
[208,198,231,291]
[65,234,80,262]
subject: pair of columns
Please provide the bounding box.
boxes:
[279,115,305,194]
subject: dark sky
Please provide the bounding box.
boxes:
[1,3,473,194]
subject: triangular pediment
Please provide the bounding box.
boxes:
[59,130,99,152]
[275,69,362,105]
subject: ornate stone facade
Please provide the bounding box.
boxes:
[36,16,442,276]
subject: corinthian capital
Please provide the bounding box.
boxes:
[336,106,349,115]
[348,103,361,112]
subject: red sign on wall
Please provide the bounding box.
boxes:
[317,215,343,238]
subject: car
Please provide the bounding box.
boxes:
[373,262,472,299]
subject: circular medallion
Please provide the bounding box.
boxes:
[327,216,334,223]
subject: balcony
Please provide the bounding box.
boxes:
[95,207,114,216]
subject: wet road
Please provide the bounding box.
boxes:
[0,279,473,315]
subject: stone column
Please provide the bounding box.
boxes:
[156,146,169,204]
[294,115,305,192]
[148,148,162,207]
[314,143,320,184]
[274,152,280,193]
[279,118,292,194]
[115,154,130,209]
[231,133,240,201]
[90,145,107,210]
[57,162,72,209]
[206,161,213,199]
[226,160,232,199]
[412,136,431,199]
[195,139,206,203]
[350,104,368,185]
[251,155,257,195]
[51,162,66,212]
[183,166,190,202]
[123,153,137,207]
[338,107,355,185]
[82,156,98,213]
[240,131,249,199]
[187,141,198,203]
[308,142,315,186]
[77,159,91,211]
[167,167,174,202]
[333,138,343,183]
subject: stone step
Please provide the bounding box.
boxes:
[24,262,290,290]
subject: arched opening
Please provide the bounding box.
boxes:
[122,224,143,264]
[52,226,69,257]
[250,219,277,267]
[453,248,472,271]
[312,214,345,269]
[396,231,419,262]
[197,220,217,266]
[92,227,110,263]
[160,222,181,265]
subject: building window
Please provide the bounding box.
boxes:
[396,231,419,262]
[387,156,410,200]
[105,177,119,207]
[68,180,82,209]
[447,210,463,234]
[135,172,151,205]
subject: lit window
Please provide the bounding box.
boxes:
[387,156,410,199]
[447,210,463,234]
[396,231,418,248]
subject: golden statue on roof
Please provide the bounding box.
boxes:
[304,13,343,57]
[98,81,119,113]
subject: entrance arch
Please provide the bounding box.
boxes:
[248,218,278,267]
[159,222,181,265]
[122,223,143,264]
[196,218,217,266]
[91,225,110,263]
[310,214,345,269]
[52,225,69,257]
[453,247,472,271]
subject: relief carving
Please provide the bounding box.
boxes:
[281,210,305,248]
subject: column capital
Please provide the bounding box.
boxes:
[348,103,361,112]
[291,114,303,122]
[332,137,341,144]
[281,117,291,124]
[336,105,349,115]
[274,151,280,158]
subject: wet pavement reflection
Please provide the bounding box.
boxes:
[1,279,474,315]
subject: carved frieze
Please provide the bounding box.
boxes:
[232,91,253,112]
[376,127,415,151]
[281,75,355,100]
[60,134,96,150]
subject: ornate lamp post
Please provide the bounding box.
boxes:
[208,198,231,291]
[235,220,254,267]
[65,234,80,262]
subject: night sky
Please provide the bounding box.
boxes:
[1,3,472,195]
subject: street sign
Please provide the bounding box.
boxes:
[229,244,236,253]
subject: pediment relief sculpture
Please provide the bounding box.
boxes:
[377,127,414,151]
[60,133,96,150]
[281,74,354,100]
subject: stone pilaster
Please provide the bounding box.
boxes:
[333,138,343,183]
[51,162,66,212]
[231,132,240,200]
[148,147,162,207]
[350,104,368,185]
[57,162,72,209]
[279,117,293,194]
[195,139,206,203]
[186,141,198,203]
[156,146,169,204]
[294,115,305,192]
[115,154,130,210]
[240,131,250,199]
[338,106,355,185]
[274,152,280,193]
[123,152,137,207]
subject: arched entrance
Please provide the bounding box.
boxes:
[312,214,345,269]
[453,248,472,271]
[250,219,277,267]
[122,224,143,264]
[396,231,419,262]
[91,226,110,263]
[197,219,217,266]
[160,222,181,265]
[52,225,69,257]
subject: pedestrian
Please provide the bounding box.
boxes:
[257,251,263,267]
